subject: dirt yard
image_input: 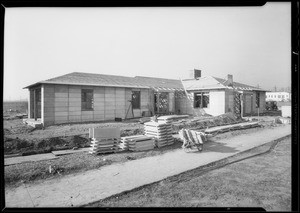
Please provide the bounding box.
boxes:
[4,112,286,189]
[87,135,291,211]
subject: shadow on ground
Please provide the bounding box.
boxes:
[203,140,238,153]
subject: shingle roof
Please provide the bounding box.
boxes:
[24,72,184,91]
[134,76,183,91]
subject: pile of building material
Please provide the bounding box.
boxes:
[157,115,190,124]
[204,121,260,135]
[89,128,121,155]
[119,135,147,151]
[144,121,174,148]
[125,135,156,151]
[171,112,241,132]
[179,129,208,152]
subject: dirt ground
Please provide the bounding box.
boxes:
[87,135,291,211]
[4,121,286,188]
[4,112,285,188]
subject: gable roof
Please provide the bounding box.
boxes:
[182,76,268,92]
[24,72,267,92]
[134,76,183,91]
[24,72,184,91]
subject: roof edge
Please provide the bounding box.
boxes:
[24,81,150,89]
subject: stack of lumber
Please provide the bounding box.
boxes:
[204,121,260,135]
[119,135,145,151]
[126,135,155,151]
[144,121,174,148]
[88,128,121,154]
[157,115,190,124]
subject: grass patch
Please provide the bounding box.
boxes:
[85,136,291,210]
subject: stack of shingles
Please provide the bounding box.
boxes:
[89,127,121,155]
[144,121,174,148]
[126,135,156,151]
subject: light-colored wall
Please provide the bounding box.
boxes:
[204,90,226,116]
[175,90,226,116]
[40,84,151,126]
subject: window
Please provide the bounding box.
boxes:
[194,92,209,108]
[132,91,140,109]
[81,89,93,111]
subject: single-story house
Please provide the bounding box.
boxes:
[266,91,291,102]
[180,70,268,117]
[24,72,185,126]
[24,70,268,127]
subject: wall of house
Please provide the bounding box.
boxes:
[175,90,226,116]
[204,90,226,116]
[40,84,152,126]
[225,89,235,114]
[224,90,266,116]
[174,91,194,115]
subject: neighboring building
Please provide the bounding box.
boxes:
[24,70,268,127]
[266,91,291,102]
[181,70,268,117]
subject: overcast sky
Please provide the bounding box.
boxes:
[3,3,291,101]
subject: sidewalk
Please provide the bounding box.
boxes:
[5,125,291,207]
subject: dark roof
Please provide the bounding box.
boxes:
[134,76,183,91]
[24,72,184,91]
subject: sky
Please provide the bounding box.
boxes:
[3,3,291,101]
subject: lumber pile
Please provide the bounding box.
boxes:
[119,135,151,151]
[124,135,156,151]
[204,121,260,134]
[157,115,190,124]
[88,128,121,154]
[144,121,174,148]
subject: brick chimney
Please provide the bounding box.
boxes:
[189,69,201,79]
[227,74,233,86]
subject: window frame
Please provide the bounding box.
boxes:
[194,92,210,108]
[81,89,94,111]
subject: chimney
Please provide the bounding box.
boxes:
[227,74,233,86]
[189,69,201,79]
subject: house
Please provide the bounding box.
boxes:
[180,70,268,116]
[266,91,291,102]
[24,70,268,127]
[24,72,184,127]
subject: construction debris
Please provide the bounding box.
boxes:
[171,112,241,132]
[144,121,174,148]
[204,121,260,135]
[88,128,121,155]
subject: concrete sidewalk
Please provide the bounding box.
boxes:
[5,125,291,207]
